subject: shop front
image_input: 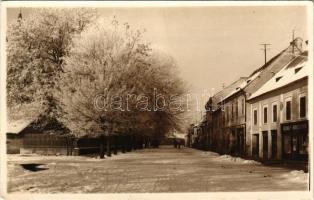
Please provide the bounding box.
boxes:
[281,120,308,161]
[229,126,246,156]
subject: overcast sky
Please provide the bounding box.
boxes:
[7,6,308,122]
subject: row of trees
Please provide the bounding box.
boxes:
[7,9,187,153]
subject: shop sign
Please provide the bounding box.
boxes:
[292,123,307,130]
[282,121,308,132]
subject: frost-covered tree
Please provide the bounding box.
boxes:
[7,8,97,127]
[58,18,187,138]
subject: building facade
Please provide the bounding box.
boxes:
[247,51,308,161]
[197,38,308,163]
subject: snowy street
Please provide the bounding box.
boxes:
[7,146,309,193]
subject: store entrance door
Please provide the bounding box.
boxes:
[262,131,268,160]
[281,121,308,161]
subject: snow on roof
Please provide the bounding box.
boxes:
[249,53,308,100]
[221,71,261,102]
[211,77,247,110]
[7,119,33,134]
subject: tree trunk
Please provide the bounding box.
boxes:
[121,135,126,153]
[139,135,144,149]
[106,136,111,157]
[133,135,137,150]
[144,137,148,148]
[127,135,132,152]
[99,135,105,159]
[66,136,69,156]
[113,135,118,155]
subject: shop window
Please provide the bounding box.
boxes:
[300,96,306,118]
[286,101,291,120]
[299,135,308,155]
[253,109,258,125]
[283,134,292,154]
[263,106,268,124]
[272,104,277,122]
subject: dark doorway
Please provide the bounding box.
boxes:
[230,129,236,155]
[236,128,245,156]
[252,134,259,159]
[271,130,277,159]
[262,131,268,160]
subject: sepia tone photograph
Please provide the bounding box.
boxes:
[0,1,313,199]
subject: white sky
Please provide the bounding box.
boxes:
[7,6,308,123]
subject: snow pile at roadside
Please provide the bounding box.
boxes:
[282,170,308,183]
[217,154,260,165]
[201,151,220,156]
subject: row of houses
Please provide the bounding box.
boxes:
[189,38,310,163]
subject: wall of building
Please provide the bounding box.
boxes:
[224,94,246,128]
[246,78,308,160]
[220,93,247,155]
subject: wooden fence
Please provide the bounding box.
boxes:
[22,134,73,155]
[21,134,154,156]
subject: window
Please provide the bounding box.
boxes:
[276,76,282,82]
[226,106,229,122]
[300,96,306,118]
[235,101,238,117]
[286,100,291,120]
[272,104,278,122]
[295,67,302,74]
[253,109,258,125]
[241,99,245,115]
[231,103,234,119]
[263,106,268,124]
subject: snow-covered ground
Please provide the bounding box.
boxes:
[7,146,309,193]
[216,154,260,165]
[282,170,309,184]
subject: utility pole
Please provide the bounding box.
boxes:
[292,29,295,54]
[260,43,271,66]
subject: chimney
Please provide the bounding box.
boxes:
[290,37,303,55]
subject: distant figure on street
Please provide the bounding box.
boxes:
[173,138,182,149]
[173,138,178,148]
[177,139,181,149]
